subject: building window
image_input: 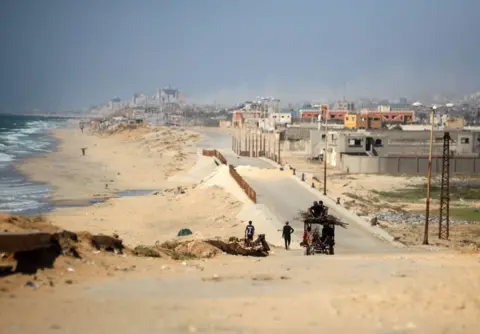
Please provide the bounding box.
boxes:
[321,134,326,139]
[461,137,470,144]
[374,139,383,146]
[348,139,362,147]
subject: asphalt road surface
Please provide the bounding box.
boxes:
[242,173,398,254]
[196,128,273,169]
[198,128,399,254]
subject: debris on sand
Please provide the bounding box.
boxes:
[158,239,220,259]
[90,234,124,254]
[205,234,271,257]
[164,186,188,195]
[132,245,161,258]
[52,230,80,258]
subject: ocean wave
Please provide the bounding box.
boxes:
[0,115,67,214]
[0,199,48,213]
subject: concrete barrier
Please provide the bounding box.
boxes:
[202,148,257,203]
[0,232,52,253]
[341,155,480,175]
[229,165,257,203]
[202,149,227,165]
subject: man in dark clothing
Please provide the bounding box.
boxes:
[245,221,255,245]
[309,201,320,218]
[282,221,295,250]
[321,223,335,244]
[317,201,326,217]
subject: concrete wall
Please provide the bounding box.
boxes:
[281,139,308,153]
[285,127,311,140]
[309,129,480,157]
[341,155,480,175]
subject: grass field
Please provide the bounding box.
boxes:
[448,208,480,222]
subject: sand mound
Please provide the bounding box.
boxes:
[169,153,218,183]
[199,165,250,203]
[0,213,57,234]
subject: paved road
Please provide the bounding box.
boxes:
[198,128,399,254]
[242,173,398,254]
[196,128,273,169]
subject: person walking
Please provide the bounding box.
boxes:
[245,221,255,246]
[282,221,295,250]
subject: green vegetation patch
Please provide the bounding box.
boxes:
[449,208,480,222]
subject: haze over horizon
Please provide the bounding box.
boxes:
[1,0,480,112]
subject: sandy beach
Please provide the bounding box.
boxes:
[16,126,250,246]
[2,124,480,333]
[19,126,201,201]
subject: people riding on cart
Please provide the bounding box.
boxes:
[309,201,327,218]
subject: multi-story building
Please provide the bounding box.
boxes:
[309,129,480,166]
[344,113,382,129]
[359,109,415,125]
[232,109,261,128]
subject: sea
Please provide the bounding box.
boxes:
[0,114,69,215]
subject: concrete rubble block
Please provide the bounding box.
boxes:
[90,234,124,254]
[0,232,52,253]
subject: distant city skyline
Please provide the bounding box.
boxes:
[1,0,480,112]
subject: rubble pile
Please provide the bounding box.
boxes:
[205,234,271,257]
[376,211,475,225]
[1,214,272,279]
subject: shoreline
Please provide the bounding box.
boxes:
[14,125,249,246]
[0,115,73,215]
[18,126,196,202]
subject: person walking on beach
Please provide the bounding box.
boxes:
[282,221,295,250]
[79,122,84,133]
[245,221,255,246]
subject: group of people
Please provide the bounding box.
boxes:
[303,200,335,248]
[309,200,327,218]
[244,220,295,250]
[243,199,334,251]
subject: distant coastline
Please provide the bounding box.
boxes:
[0,112,86,119]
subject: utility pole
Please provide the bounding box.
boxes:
[323,107,328,196]
[277,133,281,164]
[423,107,436,245]
[439,132,451,239]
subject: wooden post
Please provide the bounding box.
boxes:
[268,135,271,158]
[238,132,241,154]
[244,131,247,156]
[424,108,435,245]
[277,136,281,165]
[263,134,266,156]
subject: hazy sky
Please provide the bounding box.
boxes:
[1,0,479,111]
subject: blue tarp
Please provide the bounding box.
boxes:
[177,228,193,237]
